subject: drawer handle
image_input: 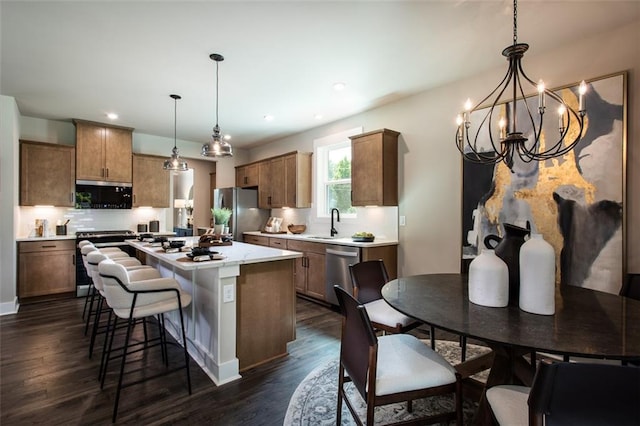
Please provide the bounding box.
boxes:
[41,245,57,248]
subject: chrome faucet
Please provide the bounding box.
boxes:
[330,208,340,237]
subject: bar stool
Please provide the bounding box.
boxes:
[99,260,192,422]
[86,252,155,358]
[81,245,132,334]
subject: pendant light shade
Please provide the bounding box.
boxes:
[163,94,189,171]
[202,53,233,158]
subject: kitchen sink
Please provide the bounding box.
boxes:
[305,235,335,240]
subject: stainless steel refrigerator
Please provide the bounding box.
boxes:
[213,187,269,242]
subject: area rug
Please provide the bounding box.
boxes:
[284,340,490,425]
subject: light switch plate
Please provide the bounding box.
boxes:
[399,215,406,226]
[223,284,235,303]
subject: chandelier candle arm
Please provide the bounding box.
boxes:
[454,0,587,170]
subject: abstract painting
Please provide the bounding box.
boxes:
[462,72,626,294]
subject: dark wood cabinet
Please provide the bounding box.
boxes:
[132,154,170,207]
[74,119,133,183]
[235,163,259,188]
[350,128,399,206]
[18,240,76,300]
[20,140,75,207]
[287,239,326,301]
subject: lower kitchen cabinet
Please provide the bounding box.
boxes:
[287,240,326,301]
[243,234,269,246]
[18,240,76,300]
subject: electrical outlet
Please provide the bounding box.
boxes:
[399,215,406,226]
[223,284,235,303]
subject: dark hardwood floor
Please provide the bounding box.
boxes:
[1,296,343,425]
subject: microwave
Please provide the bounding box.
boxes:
[75,181,132,209]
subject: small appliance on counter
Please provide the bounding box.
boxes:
[149,220,160,232]
[137,223,148,232]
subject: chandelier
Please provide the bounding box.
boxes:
[455,0,587,170]
[163,94,189,171]
[202,53,233,158]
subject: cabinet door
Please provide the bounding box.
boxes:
[18,245,75,298]
[351,129,399,206]
[20,141,75,207]
[105,127,132,183]
[237,164,259,188]
[293,256,306,293]
[269,157,286,208]
[258,160,272,208]
[305,252,326,300]
[132,155,170,207]
[76,122,106,181]
[284,153,312,208]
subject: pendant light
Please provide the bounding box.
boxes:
[455,0,587,170]
[163,94,189,171]
[201,53,233,158]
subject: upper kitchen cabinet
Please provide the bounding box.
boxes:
[284,152,312,208]
[258,156,285,209]
[350,128,399,206]
[255,151,312,209]
[235,163,259,188]
[132,154,170,208]
[20,140,75,207]
[73,119,133,183]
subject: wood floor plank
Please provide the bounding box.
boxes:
[1,296,342,425]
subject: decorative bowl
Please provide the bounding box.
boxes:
[288,224,307,234]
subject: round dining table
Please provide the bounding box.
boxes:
[381,273,640,424]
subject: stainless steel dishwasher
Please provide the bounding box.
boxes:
[325,244,361,305]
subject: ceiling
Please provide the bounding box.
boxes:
[2,1,639,150]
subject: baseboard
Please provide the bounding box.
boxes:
[0,297,19,316]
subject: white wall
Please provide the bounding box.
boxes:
[0,96,20,313]
[248,19,640,277]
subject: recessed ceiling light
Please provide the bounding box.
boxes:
[264,114,274,122]
[333,82,346,91]
[314,114,323,120]
[107,112,118,120]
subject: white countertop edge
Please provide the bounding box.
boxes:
[16,235,77,242]
[243,231,398,247]
[128,238,302,271]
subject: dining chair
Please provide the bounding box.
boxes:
[487,361,640,426]
[348,260,423,336]
[334,285,463,426]
[620,273,640,301]
[98,260,192,422]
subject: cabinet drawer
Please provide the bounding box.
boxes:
[19,240,76,253]
[286,239,326,254]
[244,235,269,246]
[268,238,287,248]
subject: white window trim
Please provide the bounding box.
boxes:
[313,126,362,219]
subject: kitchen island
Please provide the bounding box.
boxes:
[128,238,302,385]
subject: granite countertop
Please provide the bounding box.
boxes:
[243,231,398,248]
[128,237,302,271]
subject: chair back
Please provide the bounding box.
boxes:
[334,285,378,400]
[620,273,640,301]
[87,251,109,291]
[528,361,640,426]
[349,260,389,304]
[99,259,136,309]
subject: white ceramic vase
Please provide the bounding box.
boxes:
[214,224,224,235]
[468,249,509,307]
[519,233,556,315]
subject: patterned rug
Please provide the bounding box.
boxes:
[284,340,491,425]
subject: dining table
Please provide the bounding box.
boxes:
[381,273,640,424]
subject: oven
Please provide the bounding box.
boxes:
[75,230,137,296]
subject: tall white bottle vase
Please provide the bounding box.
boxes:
[178,209,184,228]
[468,249,509,307]
[519,233,556,315]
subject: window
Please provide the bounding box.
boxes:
[314,127,362,217]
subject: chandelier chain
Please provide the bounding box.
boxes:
[513,0,518,45]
